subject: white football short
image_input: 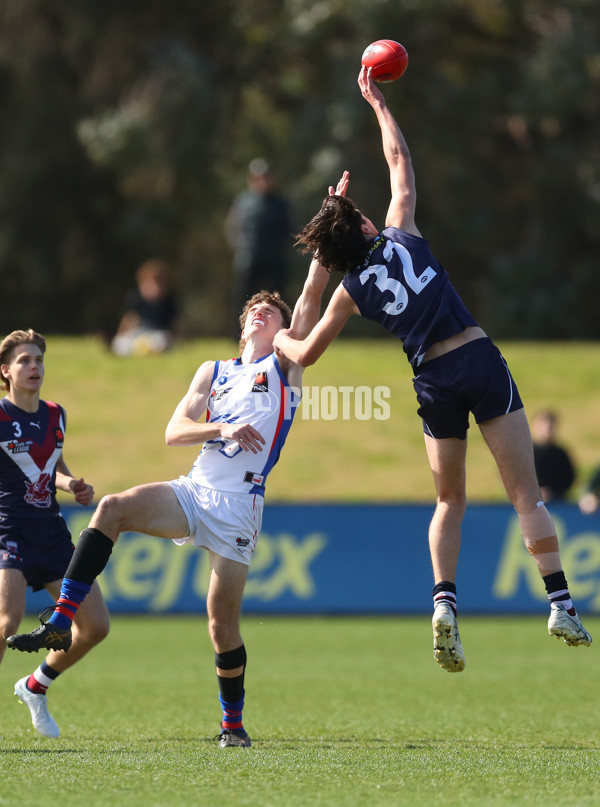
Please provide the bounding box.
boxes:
[168,476,263,566]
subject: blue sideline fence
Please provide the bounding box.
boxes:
[27,503,600,615]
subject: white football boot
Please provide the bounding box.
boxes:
[14,676,60,738]
[548,602,592,647]
[432,601,465,672]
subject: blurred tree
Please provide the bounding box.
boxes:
[0,0,599,338]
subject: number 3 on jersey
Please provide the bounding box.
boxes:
[359,240,437,315]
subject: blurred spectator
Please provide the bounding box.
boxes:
[578,466,600,515]
[111,259,178,356]
[531,410,576,503]
[225,158,294,336]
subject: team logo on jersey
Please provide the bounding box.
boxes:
[235,537,251,550]
[211,387,231,403]
[53,426,64,447]
[361,233,385,268]
[2,540,21,563]
[6,439,33,454]
[24,472,53,508]
[251,372,268,393]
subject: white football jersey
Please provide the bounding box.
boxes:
[189,353,300,496]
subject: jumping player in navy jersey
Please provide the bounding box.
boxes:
[0,329,109,737]
[274,66,592,671]
[8,257,331,746]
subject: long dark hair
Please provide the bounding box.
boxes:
[295,195,370,274]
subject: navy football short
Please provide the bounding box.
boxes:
[0,515,74,591]
[412,337,523,440]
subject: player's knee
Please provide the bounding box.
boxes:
[0,612,21,638]
[208,616,239,651]
[208,618,224,648]
[511,490,542,513]
[94,493,130,533]
[436,490,467,514]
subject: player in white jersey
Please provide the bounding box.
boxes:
[8,243,333,747]
[0,329,109,738]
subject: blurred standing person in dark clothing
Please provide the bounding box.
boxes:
[531,410,576,503]
[226,159,294,337]
[111,259,178,356]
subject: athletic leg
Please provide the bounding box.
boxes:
[7,483,189,651]
[0,568,27,663]
[11,579,110,737]
[480,409,591,646]
[423,434,467,672]
[44,579,110,670]
[0,570,58,737]
[206,550,251,748]
[424,433,468,584]
[479,408,540,511]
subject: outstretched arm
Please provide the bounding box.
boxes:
[274,282,359,367]
[288,171,350,341]
[358,66,420,235]
[288,257,331,342]
[275,172,353,378]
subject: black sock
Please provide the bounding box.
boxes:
[216,645,247,731]
[65,527,114,585]
[433,580,457,615]
[543,571,575,614]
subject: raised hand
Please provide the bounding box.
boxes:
[328,170,350,197]
[358,65,386,109]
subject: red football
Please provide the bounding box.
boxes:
[361,40,409,83]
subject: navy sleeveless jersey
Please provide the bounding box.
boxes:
[0,398,65,518]
[342,227,478,370]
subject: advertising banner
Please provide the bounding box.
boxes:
[26,503,600,615]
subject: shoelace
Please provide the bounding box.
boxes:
[38,605,58,625]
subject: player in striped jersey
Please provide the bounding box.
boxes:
[0,329,109,737]
[8,250,332,747]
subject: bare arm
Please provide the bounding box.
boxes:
[56,457,95,506]
[358,66,420,235]
[288,257,332,345]
[165,360,266,454]
[276,256,331,387]
[273,282,359,367]
[275,172,351,381]
[288,172,350,342]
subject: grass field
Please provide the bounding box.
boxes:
[2,615,599,807]
[40,336,600,505]
[4,338,600,804]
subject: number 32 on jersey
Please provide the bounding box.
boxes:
[359,240,437,315]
